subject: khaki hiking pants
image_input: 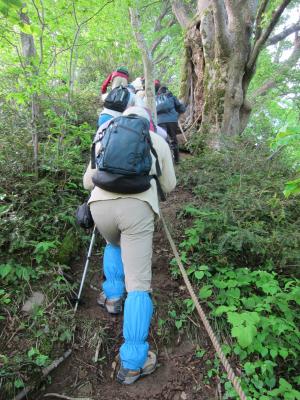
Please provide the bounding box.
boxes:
[90,198,155,292]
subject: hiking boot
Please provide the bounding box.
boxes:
[97,291,124,314]
[116,351,157,385]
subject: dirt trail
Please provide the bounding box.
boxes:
[34,186,217,400]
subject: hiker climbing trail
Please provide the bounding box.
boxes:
[33,187,217,400]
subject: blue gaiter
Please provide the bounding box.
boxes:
[120,291,153,370]
[102,244,125,299]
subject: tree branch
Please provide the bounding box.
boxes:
[267,21,300,46]
[254,0,269,42]
[224,0,257,33]
[150,17,176,56]
[154,2,169,32]
[198,0,212,16]
[170,0,191,29]
[31,0,43,26]
[72,0,114,28]
[72,0,79,27]
[0,33,26,69]
[31,0,45,67]
[253,34,300,97]
[67,0,113,101]
[153,48,168,64]
[140,1,161,11]
[247,0,293,71]
[212,0,230,57]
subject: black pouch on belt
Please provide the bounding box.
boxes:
[76,201,94,229]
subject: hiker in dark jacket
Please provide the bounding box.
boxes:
[156,86,186,163]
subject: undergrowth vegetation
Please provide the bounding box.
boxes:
[171,142,300,399]
[0,105,94,397]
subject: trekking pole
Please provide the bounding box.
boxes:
[73,224,97,313]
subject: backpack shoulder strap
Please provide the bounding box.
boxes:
[148,137,166,202]
[149,140,161,177]
[91,141,97,169]
[91,120,115,169]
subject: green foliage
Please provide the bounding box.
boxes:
[173,144,300,399]
[178,143,300,272]
[27,348,49,367]
[57,228,80,265]
[0,263,37,283]
[271,125,300,197]
[0,96,92,397]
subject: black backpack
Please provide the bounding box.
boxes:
[156,94,173,114]
[91,115,165,200]
[103,86,130,112]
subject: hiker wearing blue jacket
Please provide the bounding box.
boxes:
[156,86,186,163]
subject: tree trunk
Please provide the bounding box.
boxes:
[20,3,40,176]
[181,3,256,149]
[174,0,292,149]
[129,7,157,124]
[179,23,205,128]
[68,26,80,103]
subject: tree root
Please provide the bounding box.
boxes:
[14,349,72,400]
[44,394,93,400]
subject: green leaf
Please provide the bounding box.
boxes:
[0,264,13,278]
[214,305,237,316]
[0,204,11,215]
[243,311,260,325]
[270,348,278,359]
[261,282,279,295]
[175,320,183,329]
[284,178,300,197]
[194,271,204,280]
[226,288,240,299]
[59,330,72,342]
[34,241,57,254]
[14,378,24,388]
[35,354,49,367]
[199,285,213,299]
[20,22,33,35]
[28,347,38,358]
[231,325,257,348]
[244,361,256,375]
[227,312,241,327]
[279,348,289,359]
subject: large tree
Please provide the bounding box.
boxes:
[172,0,300,149]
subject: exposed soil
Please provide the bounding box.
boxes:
[33,184,218,400]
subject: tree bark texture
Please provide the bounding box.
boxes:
[174,0,292,148]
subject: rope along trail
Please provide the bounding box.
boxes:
[161,212,247,400]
